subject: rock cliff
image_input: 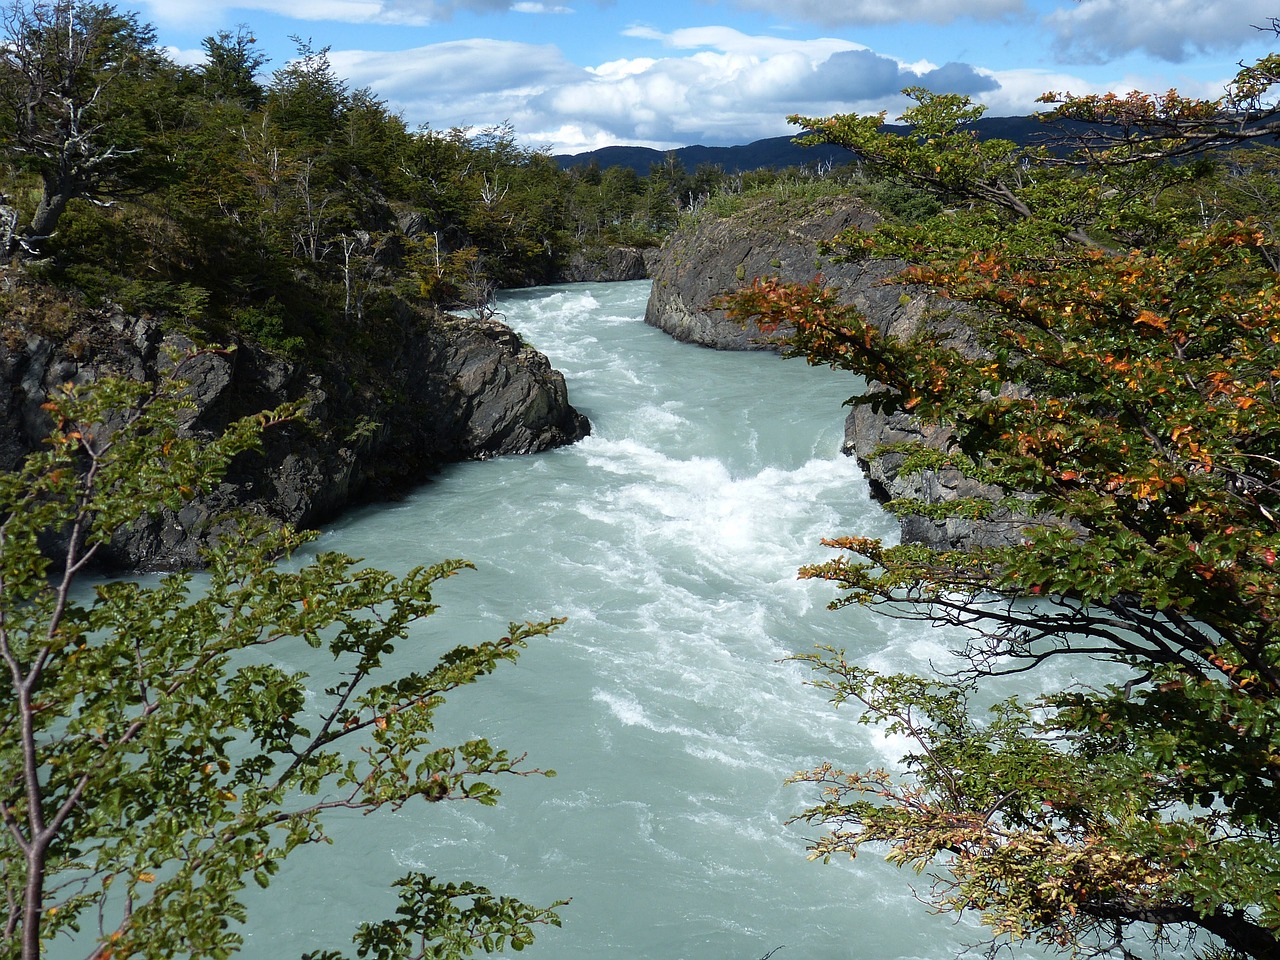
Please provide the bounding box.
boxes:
[0,287,589,570]
[645,195,921,349]
[643,192,1024,550]
[557,245,660,283]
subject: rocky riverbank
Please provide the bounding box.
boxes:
[644,191,1026,550]
[1,283,589,569]
[645,194,920,350]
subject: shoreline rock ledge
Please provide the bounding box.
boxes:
[643,192,1028,551]
[1,294,590,570]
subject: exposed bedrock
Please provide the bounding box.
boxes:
[643,193,1027,550]
[1,296,589,569]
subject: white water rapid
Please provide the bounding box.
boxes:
[233,280,1071,960]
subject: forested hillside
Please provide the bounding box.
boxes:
[0,2,814,350]
[0,2,615,565]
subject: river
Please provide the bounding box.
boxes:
[237,280,1064,960]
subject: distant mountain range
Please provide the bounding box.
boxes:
[553,116,1081,174]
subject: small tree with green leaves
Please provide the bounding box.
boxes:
[0,0,178,256]
[0,361,564,960]
[198,26,266,111]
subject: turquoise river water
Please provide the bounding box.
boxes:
[227,280,1078,960]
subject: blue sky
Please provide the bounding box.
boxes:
[137,0,1278,154]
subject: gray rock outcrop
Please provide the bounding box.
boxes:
[645,194,926,350]
[557,245,659,283]
[643,192,1026,550]
[1,294,589,570]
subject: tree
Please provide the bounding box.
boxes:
[721,54,1280,960]
[1034,42,1280,164]
[0,363,564,960]
[789,86,1209,257]
[0,0,174,255]
[267,37,347,147]
[198,26,267,110]
[1185,146,1280,271]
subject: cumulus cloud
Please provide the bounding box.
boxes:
[1046,0,1275,63]
[140,0,563,28]
[329,37,581,102]
[725,0,1024,27]
[809,51,996,103]
[570,26,997,131]
[330,25,1018,153]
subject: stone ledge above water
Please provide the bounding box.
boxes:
[0,288,589,570]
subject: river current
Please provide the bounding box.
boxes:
[237,280,1062,960]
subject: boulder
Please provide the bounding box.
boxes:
[644,194,924,349]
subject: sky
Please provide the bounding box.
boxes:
[136,0,1280,155]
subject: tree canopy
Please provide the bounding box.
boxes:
[722,48,1280,960]
[0,0,173,254]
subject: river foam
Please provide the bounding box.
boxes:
[231,281,1040,960]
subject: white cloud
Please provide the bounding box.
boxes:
[968,68,1098,117]
[589,57,659,79]
[622,24,870,59]
[1046,0,1276,63]
[330,26,1017,153]
[163,44,209,68]
[329,37,581,100]
[141,0,562,28]
[725,0,1024,27]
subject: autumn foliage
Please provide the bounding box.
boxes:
[721,56,1280,960]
